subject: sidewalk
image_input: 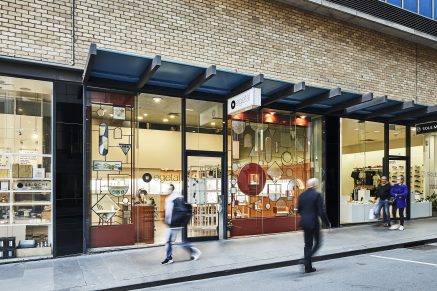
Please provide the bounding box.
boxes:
[1,218,436,291]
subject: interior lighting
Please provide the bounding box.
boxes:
[32,132,39,140]
[163,118,169,122]
[153,97,163,103]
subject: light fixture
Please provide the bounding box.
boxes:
[374,130,380,133]
[18,108,23,112]
[143,113,148,117]
[186,108,194,112]
[211,122,216,126]
[354,128,359,131]
[110,113,114,117]
[153,97,162,103]
[32,131,38,140]
[300,115,306,119]
[138,116,143,120]
[169,114,176,119]
[163,118,169,122]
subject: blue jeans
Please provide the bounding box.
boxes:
[374,199,390,225]
[165,228,193,259]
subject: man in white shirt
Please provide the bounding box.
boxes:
[161,184,201,264]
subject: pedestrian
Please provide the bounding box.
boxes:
[389,176,408,231]
[373,176,392,227]
[297,178,330,273]
[161,184,201,264]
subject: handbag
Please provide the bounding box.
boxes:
[388,197,396,205]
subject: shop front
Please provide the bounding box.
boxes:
[2,44,437,260]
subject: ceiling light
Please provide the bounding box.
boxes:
[32,132,38,140]
[163,118,169,122]
[211,122,216,126]
[186,108,194,112]
[169,114,176,119]
[374,130,380,133]
[354,128,359,131]
[138,116,143,120]
[153,97,162,103]
[411,127,416,131]
[300,115,306,119]
[143,113,148,117]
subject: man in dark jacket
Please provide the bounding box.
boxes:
[373,176,392,227]
[297,178,330,273]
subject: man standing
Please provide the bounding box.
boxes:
[373,176,392,227]
[161,184,201,265]
[297,178,330,273]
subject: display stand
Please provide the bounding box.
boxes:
[132,205,155,244]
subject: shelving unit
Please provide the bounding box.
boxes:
[0,153,53,258]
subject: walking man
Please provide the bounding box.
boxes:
[161,184,201,264]
[297,178,330,273]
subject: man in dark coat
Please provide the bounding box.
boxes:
[297,178,330,273]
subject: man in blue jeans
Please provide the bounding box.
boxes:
[373,176,392,227]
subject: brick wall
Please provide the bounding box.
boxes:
[1,0,437,104]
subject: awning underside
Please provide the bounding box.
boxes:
[83,44,436,125]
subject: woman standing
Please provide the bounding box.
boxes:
[389,175,408,231]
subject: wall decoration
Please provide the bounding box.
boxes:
[265,137,272,163]
[268,184,282,202]
[33,168,45,179]
[99,123,109,156]
[267,161,283,181]
[97,108,105,117]
[247,199,262,212]
[281,151,293,165]
[113,127,122,139]
[142,173,152,183]
[108,185,129,197]
[13,180,51,190]
[280,131,291,147]
[232,140,240,159]
[265,203,271,210]
[232,121,245,135]
[91,195,120,224]
[243,133,252,148]
[113,107,126,120]
[93,161,122,171]
[119,143,131,155]
[122,197,129,205]
[275,141,279,153]
[237,163,267,196]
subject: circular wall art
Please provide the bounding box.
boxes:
[97,108,105,117]
[142,173,152,183]
[237,163,267,196]
[122,197,129,205]
[265,203,271,210]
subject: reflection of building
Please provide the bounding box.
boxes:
[1,0,437,262]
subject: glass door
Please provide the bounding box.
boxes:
[186,155,222,239]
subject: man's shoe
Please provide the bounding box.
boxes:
[305,267,316,273]
[161,257,174,264]
[389,224,399,230]
[383,223,390,227]
[398,225,405,231]
[190,248,201,261]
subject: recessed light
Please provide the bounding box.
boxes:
[138,116,143,120]
[211,122,216,126]
[153,97,162,103]
[143,113,148,117]
[374,130,380,133]
[169,114,176,119]
[163,118,169,122]
[300,115,306,119]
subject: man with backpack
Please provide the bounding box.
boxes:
[161,184,201,265]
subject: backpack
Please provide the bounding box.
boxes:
[170,197,193,227]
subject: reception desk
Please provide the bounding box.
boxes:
[132,205,155,244]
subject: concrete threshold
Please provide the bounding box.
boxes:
[103,237,437,291]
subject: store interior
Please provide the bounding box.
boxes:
[0,76,53,260]
[340,119,436,225]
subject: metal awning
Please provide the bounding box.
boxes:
[82,44,437,125]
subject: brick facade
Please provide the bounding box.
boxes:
[1,0,437,104]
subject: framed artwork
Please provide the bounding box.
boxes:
[93,161,122,171]
[249,173,259,185]
[113,107,126,120]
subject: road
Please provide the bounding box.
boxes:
[142,244,437,291]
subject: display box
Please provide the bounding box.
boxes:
[12,164,33,178]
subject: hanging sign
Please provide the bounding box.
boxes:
[227,87,261,115]
[416,121,437,135]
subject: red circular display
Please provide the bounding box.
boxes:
[237,163,267,196]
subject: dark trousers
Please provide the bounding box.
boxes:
[303,227,321,267]
[392,206,405,226]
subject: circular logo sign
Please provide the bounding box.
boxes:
[142,173,152,183]
[231,100,236,110]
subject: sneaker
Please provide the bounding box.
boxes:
[161,257,174,265]
[398,225,404,231]
[383,223,390,227]
[389,224,399,230]
[190,247,202,261]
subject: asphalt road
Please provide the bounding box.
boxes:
[142,244,437,291]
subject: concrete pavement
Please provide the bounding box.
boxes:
[145,244,437,291]
[0,217,436,290]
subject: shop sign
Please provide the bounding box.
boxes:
[416,121,437,135]
[227,87,261,115]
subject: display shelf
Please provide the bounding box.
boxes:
[12,220,51,225]
[0,203,10,206]
[12,190,51,193]
[12,202,51,206]
[0,223,52,227]
[12,178,51,181]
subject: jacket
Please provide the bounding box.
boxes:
[297,188,330,229]
[164,191,184,227]
[375,183,391,200]
[390,183,408,209]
